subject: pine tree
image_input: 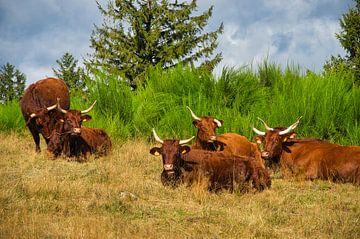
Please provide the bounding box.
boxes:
[0,63,26,103]
[53,52,86,91]
[324,0,360,79]
[87,0,223,88]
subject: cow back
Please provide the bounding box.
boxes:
[280,140,360,184]
[214,133,266,171]
[80,126,112,156]
[182,149,270,191]
[20,78,70,116]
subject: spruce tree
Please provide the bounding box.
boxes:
[53,52,86,91]
[87,0,223,88]
[324,0,360,79]
[0,63,26,103]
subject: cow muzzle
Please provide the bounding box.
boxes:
[261,151,270,159]
[163,164,174,171]
[72,128,81,135]
[208,135,217,142]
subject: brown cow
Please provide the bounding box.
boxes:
[150,129,271,192]
[253,117,360,184]
[20,78,70,152]
[46,99,111,159]
[186,106,265,169]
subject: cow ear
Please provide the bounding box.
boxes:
[192,120,200,128]
[254,135,264,144]
[81,115,92,122]
[289,132,297,139]
[216,119,224,128]
[179,145,191,155]
[283,132,297,142]
[150,147,161,156]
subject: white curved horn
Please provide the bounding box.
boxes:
[152,128,164,144]
[279,116,303,135]
[257,117,274,131]
[186,106,201,121]
[81,100,97,114]
[46,103,57,111]
[179,136,195,145]
[214,119,222,128]
[57,98,68,114]
[252,127,265,136]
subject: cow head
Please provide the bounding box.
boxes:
[150,129,194,185]
[186,106,223,144]
[56,99,96,136]
[28,104,58,137]
[252,117,302,162]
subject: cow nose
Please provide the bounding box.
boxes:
[208,135,217,142]
[261,151,270,159]
[164,164,174,171]
[73,128,81,134]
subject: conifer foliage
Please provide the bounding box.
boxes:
[88,0,223,88]
[325,0,360,79]
[53,52,86,92]
[0,63,26,103]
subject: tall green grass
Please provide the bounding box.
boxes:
[0,100,24,132]
[1,62,359,144]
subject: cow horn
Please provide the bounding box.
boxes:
[29,103,57,118]
[186,106,201,121]
[252,127,265,136]
[81,101,97,114]
[46,103,57,111]
[257,117,274,131]
[179,136,195,145]
[214,119,222,128]
[279,116,303,135]
[57,98,68,114]
[152,128,164,144]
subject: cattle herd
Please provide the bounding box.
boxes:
[20,77,360,193]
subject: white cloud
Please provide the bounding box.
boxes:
[0,0,354,84]
[19,64,55,85]
[210,0,349,75]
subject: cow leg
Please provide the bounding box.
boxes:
[44,137,50,145]
[29,126,41,152]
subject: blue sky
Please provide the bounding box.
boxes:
[0,0,354,84]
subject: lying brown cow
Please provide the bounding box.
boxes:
[47,99,111,159]
[186,106,265,168]
[253,117,360,184]
[20,78,70,152]
[150,129,271,192]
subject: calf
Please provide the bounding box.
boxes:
[150,129,271,192]
[253,117,360,184]
[47,99,111,159]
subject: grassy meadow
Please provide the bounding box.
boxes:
[1,63,360,238]
[0,131,359,238]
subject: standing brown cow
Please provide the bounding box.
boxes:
[150,129,271,192]
[253,117,360,184]
[186,106,265,169]
[47,99,111,159]
[20,78,70,152]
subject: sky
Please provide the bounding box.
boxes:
[0,0,355,85]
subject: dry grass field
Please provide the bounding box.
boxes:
[0,131,359,239]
